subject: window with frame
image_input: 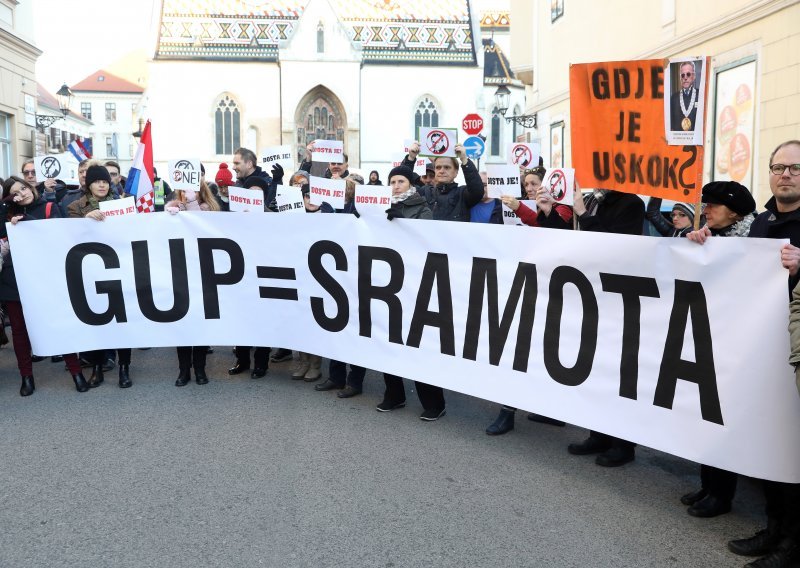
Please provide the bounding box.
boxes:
[81,102,92,120]
[215,94,241,155]
[414,96,439,132]
[490,108,501,156]
[551,0,564,23]
[317,22,324,53]
[105,102,116,121]
[106,136,114,157]
[0,113,11,180]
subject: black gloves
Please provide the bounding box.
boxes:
[271,163,284,185]
[386,205,402,221]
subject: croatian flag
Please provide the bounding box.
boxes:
[67,139,91,161]
[124,120,155,213]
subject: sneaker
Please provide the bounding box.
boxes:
[270,349,293,363]
[420,408,446,421]
[376,400,406,412]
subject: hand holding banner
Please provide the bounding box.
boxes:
[309,176,345,209]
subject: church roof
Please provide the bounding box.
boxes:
[482,38,520,87]
[71,70,145,94]
[479,11,510,32]
[156,0,476,65]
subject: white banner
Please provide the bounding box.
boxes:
[7,215,800,482]
[311,140,344,163]
[99,196,136,218]
[354,185,392,218]
[260,145,294,176]
[309,176,345,209]
[228,187,264,212]
[275,186,305,214]
[167,159,202,192]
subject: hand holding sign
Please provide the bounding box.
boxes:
[418,128,457,158]
[544,168,575,206]
[486,165,521,199]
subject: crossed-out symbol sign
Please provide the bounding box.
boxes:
[425,130,450,156]
[41,156,61,179]
[173,159,194,182]
[548,169,567,202]
[511,144,533,167]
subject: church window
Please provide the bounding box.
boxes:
[215,95,241,155]
[414,96,439,132]
[491,108,501,156]
[317,22,324,53]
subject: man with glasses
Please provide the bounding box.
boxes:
[670,61,699,132]
[725,140,800,567]
[104,160,125,197]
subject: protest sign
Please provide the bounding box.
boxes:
[570,59,704,202]
[502,200,536,226]
[34,155,65,180]
[354,184,392,217]
[544,168,575,206]
[508,143,541,169]
[311,140,344,163]
[664,56,708,146]
[99,196,136,218]
[308,176,345,209]
[417,127,457,158]
[486,165,521,199]
[275,185,305,214]
[167,159,202,192]
[261,145,294,176]
[9,213,800,483]
[391,153,427,176]
[228,186,265,212]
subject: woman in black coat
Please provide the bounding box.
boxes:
[0,177,89,395]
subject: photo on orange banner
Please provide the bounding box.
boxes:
[570,59,705,203]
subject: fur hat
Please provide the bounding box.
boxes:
[388,166,415,184]
[85,165,111,188]
[701,181,755,216]
[215,163,233,187]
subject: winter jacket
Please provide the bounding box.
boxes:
[67,193,117,218]
[646,197,692,237]
[576,191,645,235]
[0,199,60,301]
[59,187,84,217]
[515,202,573,230]
[749,196,800,294]
[392,193,432,220]
[405,158,483,222]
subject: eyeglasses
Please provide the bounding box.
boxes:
[680,72,694,78]
[22,170,35,176]
[770,164,800,176]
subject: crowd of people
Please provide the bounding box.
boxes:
[1,138,800,567]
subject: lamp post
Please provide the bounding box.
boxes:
[35,82,74,132]
[132,117,145,139]
[493,84,537,129]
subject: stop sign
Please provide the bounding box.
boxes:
[462,113,484,135]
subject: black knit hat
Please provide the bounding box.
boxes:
[85,165,111,188]
[244,176,270,193]
[388,166,415,184]
[701,181,755,216]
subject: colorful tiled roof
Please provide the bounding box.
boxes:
[479,11,510,31]
[482,38,520,86]
[71,70,144,93]
[156,0,476,65]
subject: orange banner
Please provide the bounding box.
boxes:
[570,59,703,202]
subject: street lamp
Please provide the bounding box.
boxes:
[132,117,145,139]
[35,82,74,132]
[493,84,537,129]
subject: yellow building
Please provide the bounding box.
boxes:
[509,0,799,205]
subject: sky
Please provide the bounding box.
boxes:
[33,0,156,91]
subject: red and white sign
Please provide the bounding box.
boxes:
[354,184,392,218]
[508,142,541,168]
[308,176,346,209]
[311,140,345,163]
[418,127,457,158]
[99,197,136,218]
[228,187,265,213]
[544,168,575,206]
[462,114,484,135]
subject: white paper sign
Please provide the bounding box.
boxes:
[486,165,522,199]
[544,168,575,206]
[167,159,202,192]
[260,145,294,177]
[391,154,427,177]
[309,176,345,209]
[354,184,392,217]
[228,186,265,213]
[8,214,800,482]
[403,139,416,154]
[275,185,306,214]
[501,200,537,226]
[99,197,136,218]
[508,142,541,168]
[311,140,344,163]
[664,56,707,146]
[34,155,65,180]
[418,127,457,158]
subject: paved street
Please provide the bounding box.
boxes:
[0,347,763,567]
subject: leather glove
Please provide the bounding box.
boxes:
[271,163,284,185]
[386,205,402,221]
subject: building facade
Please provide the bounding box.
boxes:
[509,0,800,205]
[0,0,39,179]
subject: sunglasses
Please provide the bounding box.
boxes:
[680,72,694,78]
[22,170,35,176]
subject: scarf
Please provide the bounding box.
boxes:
[391,188,418,205]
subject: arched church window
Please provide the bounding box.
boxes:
[414,96,440,132]
[491,108,501,156]
[215,95,241,155]
[317,22,324,53]
[512,105,521,142]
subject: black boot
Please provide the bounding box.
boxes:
[175,368,191,387]
[486,407,515,435]
[118,364,132,388]
[19,375,35,397]
[227,360,249,375]
[72,372,89,393]
[195,368,209,385]
[729,519,782,557]
[88,364,104,388]
[744,538,799,567]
